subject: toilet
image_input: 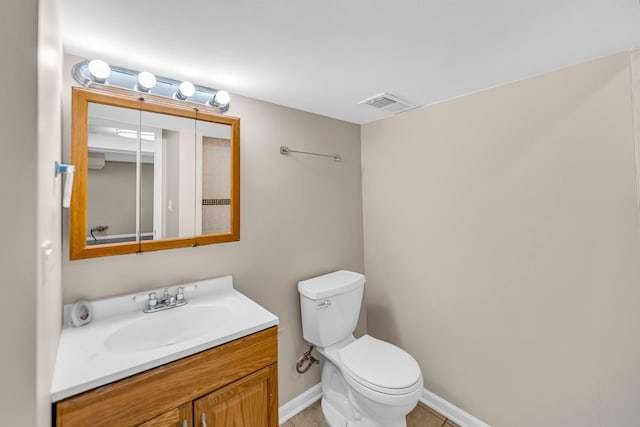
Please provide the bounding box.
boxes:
[298,270,423,427]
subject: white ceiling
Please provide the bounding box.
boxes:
[60,0,640,124]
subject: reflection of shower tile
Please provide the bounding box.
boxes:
[202,178,229,199]
[202,199,230,205]
[202,137,231,199]
[202,179,212,198]
[202,205,231,234]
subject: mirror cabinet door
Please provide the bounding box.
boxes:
[86,102,140,246]
[197,118,232,236]
[139,110,197,242]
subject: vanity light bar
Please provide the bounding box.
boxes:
[72,59,230,112]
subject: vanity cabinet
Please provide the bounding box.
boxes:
[54,327,278,427]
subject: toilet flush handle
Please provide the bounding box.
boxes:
[315,300,332,309]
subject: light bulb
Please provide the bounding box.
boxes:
[137,72,157,91]
[87,59,111,83]
[211,90,230,107]
[176,81,196,100]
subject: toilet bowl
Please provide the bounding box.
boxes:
[298,271,423,427]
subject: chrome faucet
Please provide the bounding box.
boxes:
[143,287,188,313]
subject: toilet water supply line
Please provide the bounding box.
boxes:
[296,344,320,373]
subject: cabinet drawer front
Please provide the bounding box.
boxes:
[56,327,277,427]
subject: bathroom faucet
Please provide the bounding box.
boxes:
[142,287,187,313]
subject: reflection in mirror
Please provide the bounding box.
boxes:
[87,102,141,245]
[140,111,197,241]
[70,87,240,260]
[197,119,232,235]
[85,109,230,243]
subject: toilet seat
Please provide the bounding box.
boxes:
[338,335,423,397]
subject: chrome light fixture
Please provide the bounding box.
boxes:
[72,59,231,112]
[87,59,111,83]
[136,71,157,92]
[176,81,196,100]
[209,90,230,108]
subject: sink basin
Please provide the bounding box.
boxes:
[105,305,231,352]
[51,275,279,402]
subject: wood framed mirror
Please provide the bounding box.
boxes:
[70,86,240,260]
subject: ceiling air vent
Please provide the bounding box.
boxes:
[358,92,416,114]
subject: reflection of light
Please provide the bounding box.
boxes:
[115,129,155,141]
[140,132,155,141]
[115,129,136,139]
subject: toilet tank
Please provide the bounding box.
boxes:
[298,270,365,347]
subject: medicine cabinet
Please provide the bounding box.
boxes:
[69,86,240,260]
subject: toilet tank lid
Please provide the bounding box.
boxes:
[298,270,365,300]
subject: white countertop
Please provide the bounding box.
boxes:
[51,275,278,402]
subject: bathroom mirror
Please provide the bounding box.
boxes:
[70,86,240,260]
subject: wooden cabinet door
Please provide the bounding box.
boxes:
[194,366,273,427]
[137,403,193,427]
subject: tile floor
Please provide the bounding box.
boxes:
[282,400,460,427]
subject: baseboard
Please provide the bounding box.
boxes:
[278,383,490,427]
[421,388,491,427]
[278,383,322,425]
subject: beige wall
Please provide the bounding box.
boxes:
[61,55,364,403]
[0,0,62,425]
[0,0,38,424]
[361,52,640,427]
